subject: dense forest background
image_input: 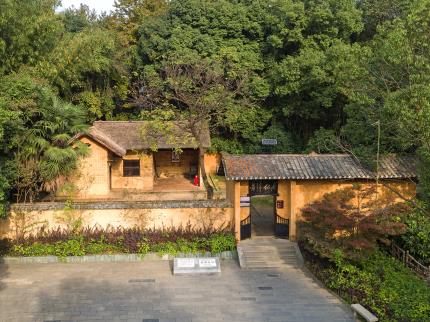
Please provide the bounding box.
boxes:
[1,0,430,213]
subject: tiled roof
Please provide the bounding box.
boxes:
[73,121,211,156]
[222,154,417,181]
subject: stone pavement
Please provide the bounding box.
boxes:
[0,259,355,322]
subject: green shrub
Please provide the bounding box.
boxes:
[324,250,430,321]
[208,233,236,254]
[13,243,55,257]
[153,241,178,255]
[9,232,237,257]
[85,241,121,255]
[399,209,430,265]
[137,238,150,255]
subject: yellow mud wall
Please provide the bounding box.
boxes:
[154,149,198,177]
[288,179,416,240]
[292,180,416,221]
[60,136,110,198]
[204,153,221,175]
[225,180,241,240]
[240,181,250,220]
[276,181,290,220]
[111,152,154,190]
[1,207,234,239]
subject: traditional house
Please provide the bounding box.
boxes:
[3,123,418,241]
[223,154,417,241]
[62,121,219,201]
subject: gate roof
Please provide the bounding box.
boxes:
[222,154,417,181]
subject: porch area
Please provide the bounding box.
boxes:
[108,176,206,201]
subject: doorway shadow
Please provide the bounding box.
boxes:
[251,195,275,236]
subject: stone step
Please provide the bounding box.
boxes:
[237,238,302,270]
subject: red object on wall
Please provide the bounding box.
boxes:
[193,175,200,186]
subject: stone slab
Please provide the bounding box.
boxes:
[173,257,221,275]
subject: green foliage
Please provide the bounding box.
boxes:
[10,232,236,258]
[36,27,127,121]
[0,0,63,75]
[399,207,430,265]
[208,233,236,254]
[0,73,88,204]
[324,250,430,321]
[306,128,343,153]
[12,237,122,258]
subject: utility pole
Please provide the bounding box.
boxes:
[372,120,381,200]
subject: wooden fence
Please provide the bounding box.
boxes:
[390,242,430,282]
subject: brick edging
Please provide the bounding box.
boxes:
[0,250,238,264]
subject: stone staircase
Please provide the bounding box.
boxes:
[237,237,303,269]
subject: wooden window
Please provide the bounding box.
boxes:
[123,159,140,177]
[172,151,180,163]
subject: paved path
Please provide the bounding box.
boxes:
[0,260,355,322]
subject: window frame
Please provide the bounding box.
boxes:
[123,159,140,177]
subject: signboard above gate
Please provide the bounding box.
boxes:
[249,180,278,196]
[261,139,278,146]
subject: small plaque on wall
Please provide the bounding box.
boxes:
[276,200,284,209]
[240,196,250,207]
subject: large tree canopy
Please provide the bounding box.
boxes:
[2,0,430,211]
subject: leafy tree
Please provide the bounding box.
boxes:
[299,185,409,260]
[0,74,88,209]
[36,27,128,121]
[134,0,272,144]
[398,205,430,265]
[0,0,63,75]
[137,60,256,197]
[111,0,168,45]
[358,0,414,39]
[341,0,430,200]
[61,4,99,33]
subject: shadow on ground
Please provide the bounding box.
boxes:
[23,260,356,322]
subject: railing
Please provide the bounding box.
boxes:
[275,215,289,238]
[240,215,251,240]
[276,215,289,225]
[241,215,251,226]
[390,242,430,282]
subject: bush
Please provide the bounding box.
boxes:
[6,226,236,257]
[208,233,236,254]
[398,208,430,265]
[302,244,430,322]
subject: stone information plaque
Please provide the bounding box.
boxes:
[173,257,221,275]
[177,258,195,268]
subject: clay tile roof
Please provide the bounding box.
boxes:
[222,154,418,181]
[73,121,211,156]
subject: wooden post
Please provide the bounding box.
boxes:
[233,181,241,241]
[289,181,297,241]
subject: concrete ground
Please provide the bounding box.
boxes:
[0,260,355,322]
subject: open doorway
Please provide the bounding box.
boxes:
[250,195,275,236]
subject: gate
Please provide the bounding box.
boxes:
[240,215,251,240]
[274,215,289,238]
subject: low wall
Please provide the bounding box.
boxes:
[2,200,234,239]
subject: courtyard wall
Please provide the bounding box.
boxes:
[1,200,233,239]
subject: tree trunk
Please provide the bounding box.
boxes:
[199,147,214,199]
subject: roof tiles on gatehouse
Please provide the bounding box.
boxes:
[222,154,417,181]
